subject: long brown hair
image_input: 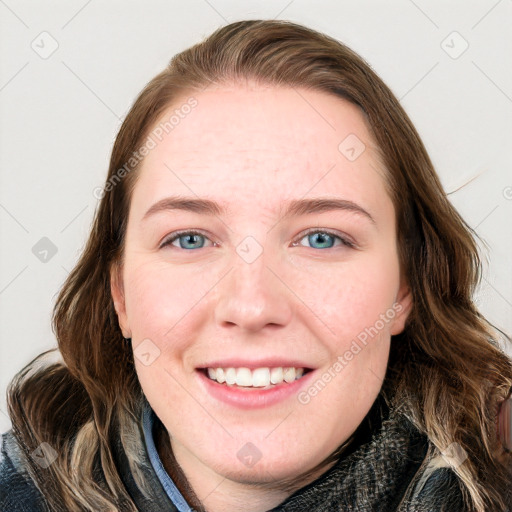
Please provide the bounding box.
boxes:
[7,19,512,511]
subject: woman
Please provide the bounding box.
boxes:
[1,19,511,512]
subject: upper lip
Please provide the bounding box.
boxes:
[197,358,315,370]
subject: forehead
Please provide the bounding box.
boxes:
[131,85,390,221]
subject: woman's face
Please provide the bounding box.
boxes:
[111,84,411,491]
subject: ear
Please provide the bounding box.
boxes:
[389,276,413,336]
[110,263,132,339]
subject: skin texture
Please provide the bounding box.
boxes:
[111,84,412,512]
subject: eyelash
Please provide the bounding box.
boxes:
[159,228,355,250]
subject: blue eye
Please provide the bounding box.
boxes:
[161,231,210,250]
[297,230,353,249]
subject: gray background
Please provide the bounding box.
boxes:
[1,0,511,433]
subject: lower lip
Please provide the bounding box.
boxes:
[196,370,315,409]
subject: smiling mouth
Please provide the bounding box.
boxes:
[199,366,313,388]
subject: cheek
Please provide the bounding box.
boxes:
[291,253,401,349]
[124,261,209,406]
[123,260,206,343]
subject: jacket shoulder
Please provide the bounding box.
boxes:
[0,430,50,511]
[410,466,466,510]
[397,453,468,512]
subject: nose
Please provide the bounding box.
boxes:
[214,252,293,333]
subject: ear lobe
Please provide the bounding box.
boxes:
[110,263,131,339]
[389,282,413,336]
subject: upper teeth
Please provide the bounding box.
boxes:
[206,367,305,387]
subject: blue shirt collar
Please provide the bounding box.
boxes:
[141,400,194,512]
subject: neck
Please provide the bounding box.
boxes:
[155,425,335,512]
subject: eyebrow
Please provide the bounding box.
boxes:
[142,196,376,224]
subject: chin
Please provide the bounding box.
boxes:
[214,460,314,488]
[205,441,330,488]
